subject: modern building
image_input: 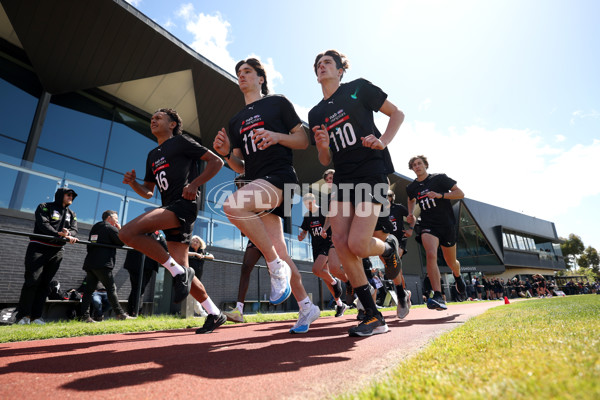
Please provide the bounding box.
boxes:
[0,0,566,316]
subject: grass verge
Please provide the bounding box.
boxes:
[0,306,397,343]
[341,295,600,400]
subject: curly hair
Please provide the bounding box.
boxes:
[155,108,183,135]
[313,50,350,80]
[408,155,429,170]
[235,58,269,96]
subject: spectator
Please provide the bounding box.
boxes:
[80,210,133,322]
[123,231,167,317]
[78,279,110,321]
[16,187,79,325]
[189,235,214,317]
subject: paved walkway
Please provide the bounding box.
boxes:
[0,301,506,399]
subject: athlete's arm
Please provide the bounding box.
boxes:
[123,169,155,199]
[426,184,465,200]
[406,196,417,226]
[182,150,224,200]
[252,123,308,150]
[298,229,308,241]
[361,100,404,150]
[313,124,332,166]
[213,128,245,174]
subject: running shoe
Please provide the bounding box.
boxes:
[454,275,466,294]
[83,316,96,323]
[116,313,135,320]
[223,309,244,323]
[396,289,412,319]
[172,267,195,304]
[335,303,348,317]
[196,312,227,334]
[381,235,401,280]
[348,310,389,337]
[32,318,45,325]
[427,292,448,311]
[289,304,320,334]
[17,317,30,325]
[269,260,292,305]
[332,278,343,299]
[356,309,366,321]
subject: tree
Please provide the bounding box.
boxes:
[560,234,585,270]
[578,246,600,275]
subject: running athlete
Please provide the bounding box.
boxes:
[120,108,226,334]
[213,58,320,333]
[298,193,348,317]
[223,175,265,323]
[374,189,413,319]
[406,155,466,311]
[309,50,405,337]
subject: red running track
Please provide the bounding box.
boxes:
[0,301,506,399]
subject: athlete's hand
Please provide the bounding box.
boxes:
[320,230,328,239]
[407,214,416,225]
[182,184,199,200]
[298,231,306,241]
[403,229,413,238]
[426,191,441,199]
[213,128,231,157]
[123,169,137,185]
[361,134,385,150]
[312,125,329,151]
[253,128,279,150]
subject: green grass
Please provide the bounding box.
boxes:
[0,306,395,343]
[341,295,600,400]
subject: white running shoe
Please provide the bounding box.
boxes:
[17,317,30,325]
[223,309,244,323]
[289,304,320,334]
[269,260,292,305]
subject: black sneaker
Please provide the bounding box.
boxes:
[332,278,343,299]
[348,310,389,337]
[454,275,466,294]
[195,312,227,334]
[356,309,365,321]
[335,303,348,317]
[173,267,195,304]
[426,292,447,311]
[381,235,401,280]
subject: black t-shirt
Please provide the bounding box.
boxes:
[301,207,331,249]
[386,203,409,241]
[308,78,394,181]
[228,95,302,181]
[84,221,124,270]
[144,134,208,206]
[406,173,457,227]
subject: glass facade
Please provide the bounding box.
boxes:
[456,204,501,267]
[502,229,558,260]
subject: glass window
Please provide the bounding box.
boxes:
[204,166,236,213]
[104,109,157,177]
[0,55,42,145]
[212,219,243,250]
[34,149,103,182]
[0,135,25,160]
[0,165,19,209]
[17,175,62,214]
[38,92,113,167]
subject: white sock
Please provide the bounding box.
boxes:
[236,302,244,313]
[298,296,312,312]
[330,278,337,286]
[267,257,284,273]
[201,297,220,315]
[161,256,185,276]
[335,298,343,307]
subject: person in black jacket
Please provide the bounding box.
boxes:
[80,210,133,322]
[16,187,79,325]
[123,231,167,316]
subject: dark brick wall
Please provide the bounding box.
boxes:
[1,209,323,311]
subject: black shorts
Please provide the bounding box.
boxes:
[162,198,199,244]
[332,174,389,206]
[254,169,298,218]
[415,224,457,247]
[312,240,332,261]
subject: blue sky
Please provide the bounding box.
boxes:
[127,0,600,253]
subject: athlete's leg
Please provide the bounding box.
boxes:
[311,254,337,297]
[373,230,406,288]
[326,247,348,282]
[441,244,461,278]
[261,212,309,301]
[237,245,262,303]
[421,233,442,292]
[120,208,180,264]
[222,180,281,262]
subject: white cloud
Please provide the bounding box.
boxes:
[174,4,283,90]
[570,109,600,124]
[164,18,176,29]
[554,134,566,142]
[125,0,142,7]
[418,98,432,111]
